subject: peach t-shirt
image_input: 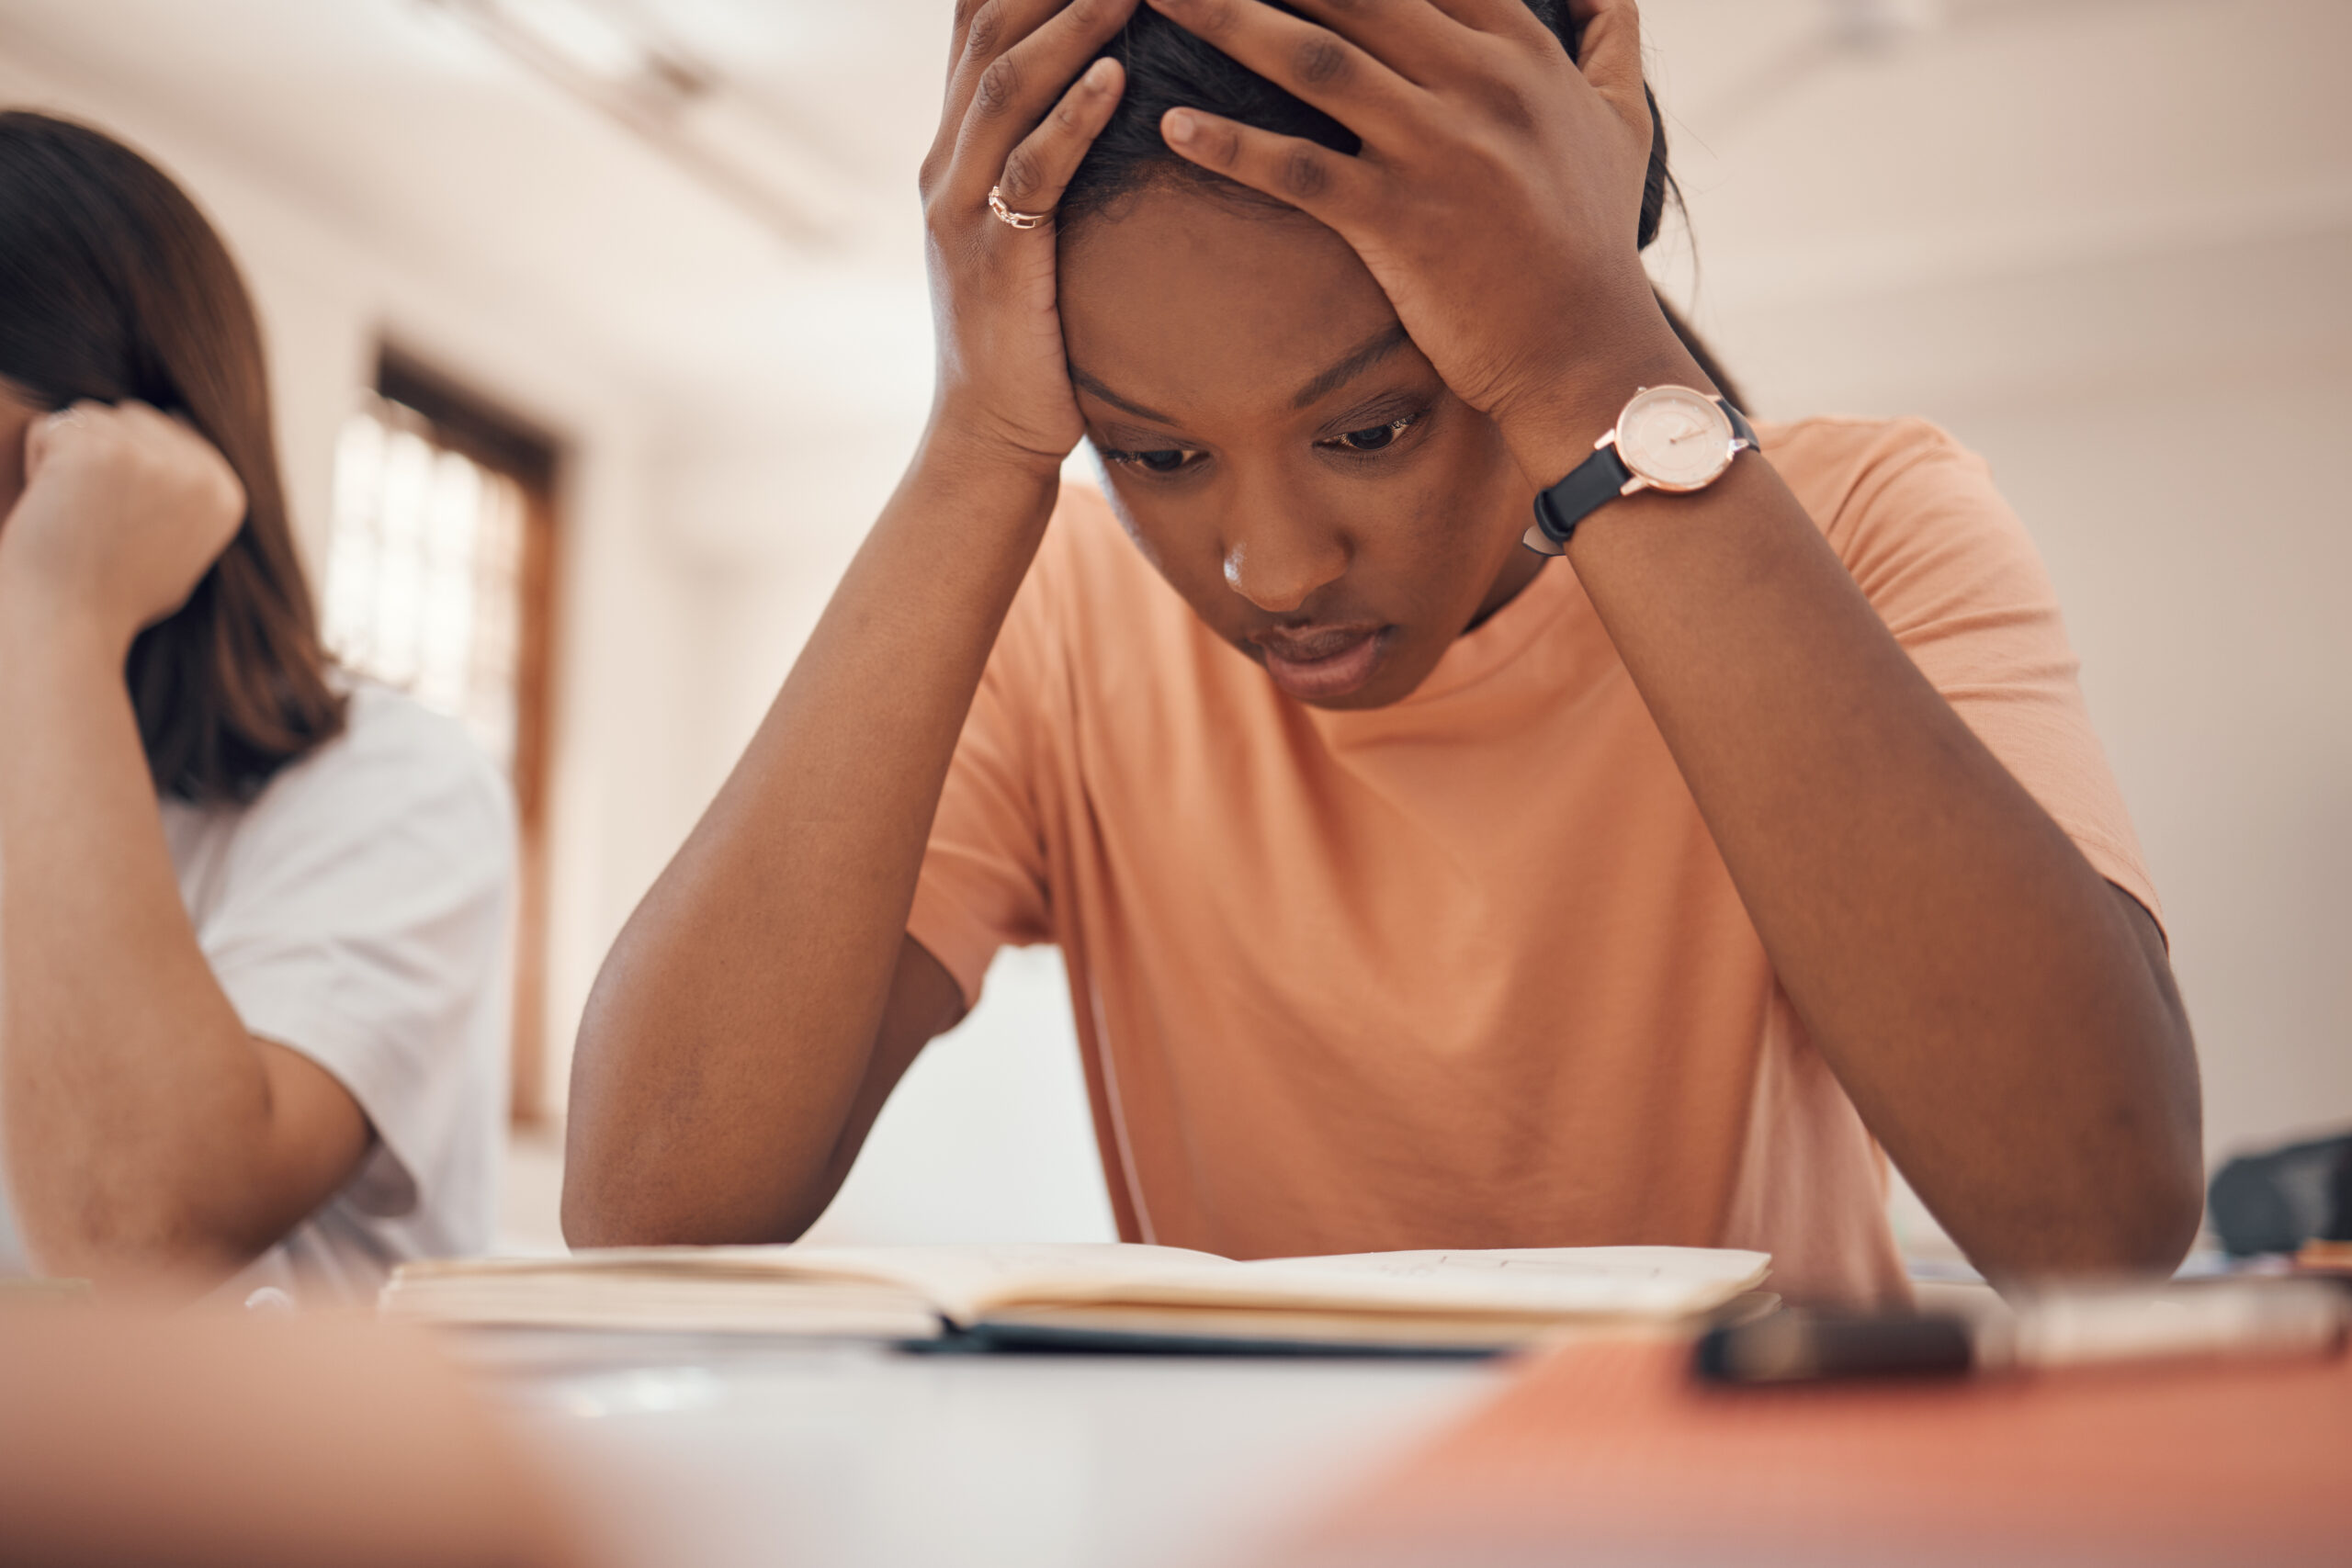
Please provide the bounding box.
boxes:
[908,416,2159,1305]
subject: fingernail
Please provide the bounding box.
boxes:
[1086,57,1117,88]
[1164,108,1196,143]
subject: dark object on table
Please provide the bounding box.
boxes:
[2208,1130,2352,1257]
[1694,1309,1975,1385]
[909,1321,1504,1359]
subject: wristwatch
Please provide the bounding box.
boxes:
[1521,385,1759,556]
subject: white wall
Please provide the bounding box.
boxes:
[1656,23,2352,1187]
[1940,366,2352,1162]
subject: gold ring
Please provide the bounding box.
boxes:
[988,186,1049,231]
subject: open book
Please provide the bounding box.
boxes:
[381,1243,1772,1353]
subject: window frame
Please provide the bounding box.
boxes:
[356,349,566,1125]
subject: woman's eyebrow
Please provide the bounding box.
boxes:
[1290,323,1410,411]
[1069,364,1178,425]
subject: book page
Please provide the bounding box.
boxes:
[398,1242,1236,1325]
[989,1247,1771,1320]
[389,1243,1767,1329]
[784,1243,1232,1323]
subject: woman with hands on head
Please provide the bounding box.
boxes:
[0,113,514,1301]
[566,0,2202,1301]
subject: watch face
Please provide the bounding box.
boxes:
[1615,386,1735,492]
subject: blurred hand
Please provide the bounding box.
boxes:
[920,0,1141,472]
[1143,0,1688,468]
[0,400,244,648]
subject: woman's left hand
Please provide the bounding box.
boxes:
[1142,0,1692,479]
[0,400,245,649]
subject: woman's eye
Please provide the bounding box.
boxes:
[1323,414,1418,455]
[1102,445,1200,474]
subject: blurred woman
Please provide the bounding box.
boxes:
[0,111,513,1301]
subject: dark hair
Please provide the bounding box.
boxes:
[1061,2,1746,409]
[0,111,344,803]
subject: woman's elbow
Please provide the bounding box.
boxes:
[560,1146,824,1251]
[19,1190,264,1297]
[2112,1139,2207,1275]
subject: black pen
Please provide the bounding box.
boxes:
[1694,1279,2347,1385]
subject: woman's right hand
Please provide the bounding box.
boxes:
[921,0,1138,473]
[0,400,244,651]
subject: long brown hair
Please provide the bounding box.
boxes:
[0,110,343,802]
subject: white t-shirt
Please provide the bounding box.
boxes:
[0,682,514,1303]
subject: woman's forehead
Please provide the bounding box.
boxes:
[1058,183,1407,425]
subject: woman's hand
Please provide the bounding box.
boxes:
[0,400,244,651]
[922,0,1142,472]
[1141,0,1691,479]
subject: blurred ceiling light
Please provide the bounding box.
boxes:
[1826,0,1947,51]
[1694,0,2144,135]
[488,0,650,83]
[419,0,843,246]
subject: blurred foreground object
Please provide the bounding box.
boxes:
[2208,1129,2352,1257]
[0,1308,588,1568]
[1697,1279,2348,1385]
[1277,1336,2352,1566]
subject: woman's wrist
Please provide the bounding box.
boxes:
[912,408,1073,517]
[1488,312,1708,494]
[0,551,131,666]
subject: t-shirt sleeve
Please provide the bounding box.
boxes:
[1813,419,2163,927]
[904,524,1066,1012]
[198,700,515,1221]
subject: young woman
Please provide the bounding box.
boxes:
[0,112,514,1301]
[565,0,2202,1302]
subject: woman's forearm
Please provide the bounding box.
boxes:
[0,587,322,1285]
[1500,351,2202,1281]
[562,430,1064,1247]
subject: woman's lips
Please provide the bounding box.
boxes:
[1253,626,1391,702]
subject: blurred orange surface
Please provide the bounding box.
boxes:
[1282,1335,2352,1567]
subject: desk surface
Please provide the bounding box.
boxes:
[466,1331,1500,1568]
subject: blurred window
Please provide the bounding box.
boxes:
[324,397,527,770]
[322,353,563,1122]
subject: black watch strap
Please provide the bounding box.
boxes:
[1525,397,1759,556]
[1529,443,1634,554]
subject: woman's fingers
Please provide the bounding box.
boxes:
[928,0,1115,195]
[1565,0,1649,138]
[1272,0,1482,85]
[1302,0,1550,50]
[995,57,1128,221]
[1142,0,1428,139]
[1423,0,1557,44]
[943,0,1065,123]
[931,0,1055,193]
[1158,107,1381,229]
[944,0,986,94]
[948,0,1143,205]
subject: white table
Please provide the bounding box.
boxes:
[468,1333,1502,1568]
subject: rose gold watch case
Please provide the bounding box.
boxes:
[1612,384,1742,495]
[1520,386,1755,556]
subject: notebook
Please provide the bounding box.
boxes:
[380,1242,1771,1353]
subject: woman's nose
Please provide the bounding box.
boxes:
[1222,518,1349,615]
